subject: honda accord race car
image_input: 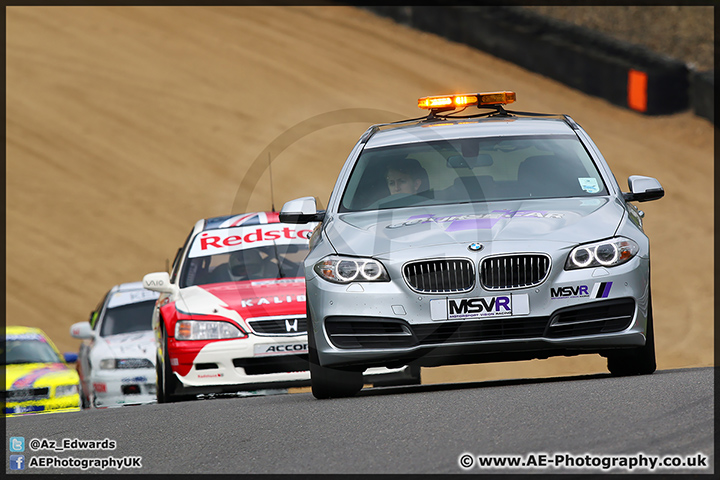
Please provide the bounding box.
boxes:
[4,326,80,416]
[143,212,418,402]
[70,282,160,408]
[280,91,665,399]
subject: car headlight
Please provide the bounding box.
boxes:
[99,358,155,369]
[314,255,390,283]
[175,320,246,341]
[55,384,78,397]
[565,237,639,270]
[99,358,116,369]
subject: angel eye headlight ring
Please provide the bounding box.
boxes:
[565,238,639,270]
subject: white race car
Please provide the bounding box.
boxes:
[143,211,419,402]
[70,282,159,408]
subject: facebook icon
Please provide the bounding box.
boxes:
[10,454,25,470]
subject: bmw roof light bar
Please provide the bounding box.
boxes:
[418,91,516,111]
[416,91,580,129]
[362,91,519,135]
[418,91,516,118]
[366,91,579,138]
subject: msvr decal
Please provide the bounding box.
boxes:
[448,296,511,319]
[551,282,612,299]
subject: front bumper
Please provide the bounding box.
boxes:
[5,394,80,416]
[308,257,651,370]
[169,335,311,391]
[90,368,157,408]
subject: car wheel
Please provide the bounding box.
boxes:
[158,323,180,402]
[155,349,167,404]
[78,380,90,409]
[307,307,363,399]
[607,293,657,376]
[159,323,195,403]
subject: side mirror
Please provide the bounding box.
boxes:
[70,321,94,340]
[279,196,326,224]
[143,271,174,294]
[623,175,664,202]
[63,352,78,364]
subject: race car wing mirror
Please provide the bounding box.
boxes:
[63,352,79,364]
[142,271,174,294]
[70,321,94,340]
[279,196,326,224]
[623,175,664,202]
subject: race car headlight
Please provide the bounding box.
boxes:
[565,238,639,270]
[314,255,390,283]
[99,358,116,369]
[55,384,78,397]
[99,358,154,369]
[175,320,247,341]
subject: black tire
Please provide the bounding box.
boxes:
[78,380,90,409]
[607,294,657,376]
[155,348,167,404]
[307,308,363,399]
[157,323,193,403]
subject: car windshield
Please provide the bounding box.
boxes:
[179,224,314,288]
[340,134,608,212]
[99,300,156,337]
[3,339,63,365]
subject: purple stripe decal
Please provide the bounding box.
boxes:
[12,364,67,389]
[445,218,499,231]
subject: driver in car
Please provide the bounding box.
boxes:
[385,157,429,195]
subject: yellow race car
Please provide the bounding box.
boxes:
[4,326,81,416]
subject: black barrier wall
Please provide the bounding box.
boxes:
[361,6,713,123]
[690,70,714,124]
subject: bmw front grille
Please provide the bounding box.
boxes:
[480,254,551,290]
[403,258,475,294]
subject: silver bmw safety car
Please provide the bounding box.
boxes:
[280,91,664,399]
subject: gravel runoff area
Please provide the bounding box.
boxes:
[522,5,714,71]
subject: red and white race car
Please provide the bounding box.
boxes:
[143,212,418,402]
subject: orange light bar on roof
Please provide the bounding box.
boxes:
[418,94,477,109]
[478,91,516,105]
[418,91,516,110]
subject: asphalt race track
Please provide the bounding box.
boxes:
[6,367,714,474]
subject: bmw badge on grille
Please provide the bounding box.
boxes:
[468,243,484,251]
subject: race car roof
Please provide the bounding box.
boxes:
[203,211,281,231]
[364,116,576,149]
[5,325,48,341]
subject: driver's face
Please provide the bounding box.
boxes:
[230,264,248,278]
[386,170,420,194]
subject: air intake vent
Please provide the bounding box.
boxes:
[480,254,550,290]
[403,259,475,294]
[547,298,635,338]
